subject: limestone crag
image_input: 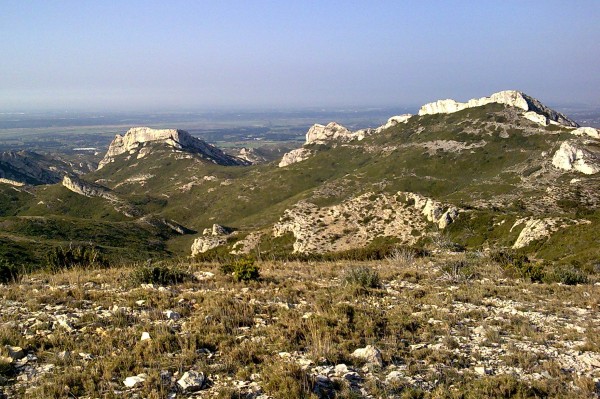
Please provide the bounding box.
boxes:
[191,224,233,256]
[403,192,460,229]
[552,140,600,175]
[570,126,600,139]
[98,127,247,169]
[279,116,413,167]
[62,175,119,201]
[418,90,578,127]
[278,148,312,167]
[305,122,356,145]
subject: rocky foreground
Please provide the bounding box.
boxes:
[1,255,599,398]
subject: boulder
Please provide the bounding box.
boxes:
[351,345,383,367]
[177,370,205,392]
[123,373,147,388]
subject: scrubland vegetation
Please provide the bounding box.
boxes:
[1,245,599,398]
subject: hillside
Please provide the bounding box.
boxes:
[0,90,599,268]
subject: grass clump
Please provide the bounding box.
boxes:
[262,361,315,398]
[0,258,21,284]
[46,244,107,272]
[130,262,193,285]
[342,266,381,289]
[220,256,260,282]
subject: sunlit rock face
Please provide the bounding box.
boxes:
[418,90,579,127]
[98,127,246,169]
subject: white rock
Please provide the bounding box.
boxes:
[552,141,600,175]
[523,111,548,126]
[123,373,147,388]
[305,122,354,145]
[278,148,312,167]
[418,90,578,127]
[140,332,151,341]
[351,345,383,367]
[177,370,205,392]
[512,218,560,249]
[571,126,600,139]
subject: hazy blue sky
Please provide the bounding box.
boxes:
[1,1,599,111]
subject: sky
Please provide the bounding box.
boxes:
[1,1,599,111]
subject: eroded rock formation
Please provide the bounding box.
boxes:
[418,90,578,127]
[98,127,247,169]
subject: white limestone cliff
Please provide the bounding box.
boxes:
[278,148,313,167]
[278,115,413,168]
[98,127,245,169]
[305,122,355,145]
[418,90,578,127]
[570,127,600,139]
[552,140,600,175]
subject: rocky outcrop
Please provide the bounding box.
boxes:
[418,90,578,127]
[278,148,312,167]
[305,122,356,145]
[62,175,119,201]
[570,126,600,139]
[403,193,460,229]
[98,127,247,169]
[510,218,562,249]
[279,116,413,167]
[552,140,600,175]
[236,147,266,164]
[0,178,25,187]
[191,224,233,256]
[375,114,413,131]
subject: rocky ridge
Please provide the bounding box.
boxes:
[98,127,247,169]
[418,90,579,127]
[0,151,76,185]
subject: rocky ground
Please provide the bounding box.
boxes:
[1,254,599,398]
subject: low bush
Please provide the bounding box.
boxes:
[220,257,260,282]
[0,258,21,284]
[130,262,193,285]
[46,244,107,272]
[544,267,588,285]
[342,266,381,289]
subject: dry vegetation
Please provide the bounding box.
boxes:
[1,252,599,398]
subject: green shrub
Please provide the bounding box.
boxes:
[342,266,381,289]
[46,244,107,272]
[544,267,588,285]
[130,263,193,285]
[491,249,544,282]
[0,258,21,284]
[221,257,260,282]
